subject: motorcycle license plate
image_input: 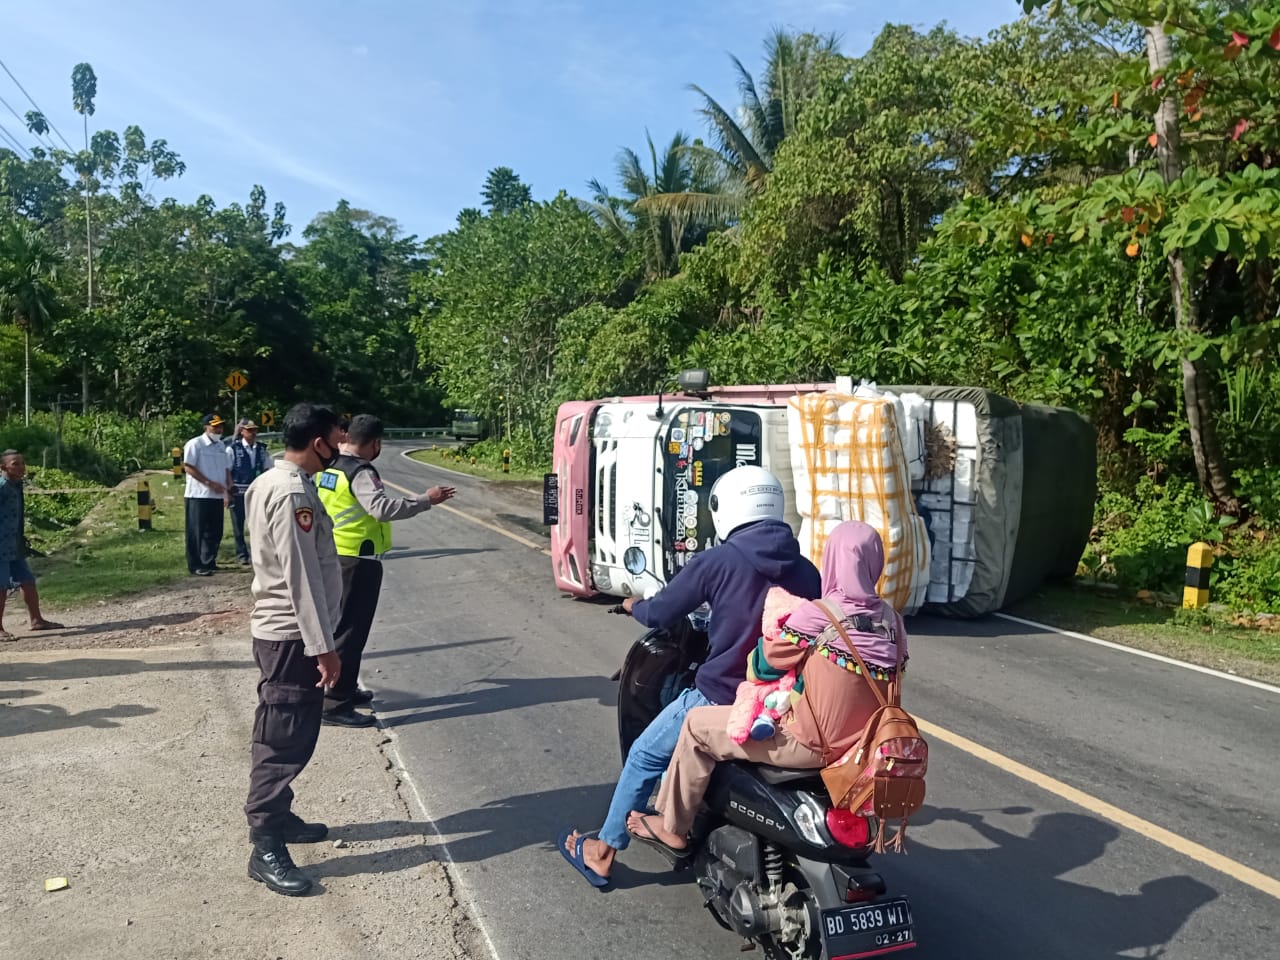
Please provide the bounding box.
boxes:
[820,898,915,959]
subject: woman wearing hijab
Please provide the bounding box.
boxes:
[625,521,908,858]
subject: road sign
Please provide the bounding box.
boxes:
[226,371,248,392]
[260,409,276,428]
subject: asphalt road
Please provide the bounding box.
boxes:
[353,443,1280,960]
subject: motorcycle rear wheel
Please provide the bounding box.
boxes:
[758,869,821,960]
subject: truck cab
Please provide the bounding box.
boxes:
[548,383,820,598]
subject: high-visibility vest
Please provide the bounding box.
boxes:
[316,455,391,557]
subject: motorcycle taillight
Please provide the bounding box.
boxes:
[826,808,871,848]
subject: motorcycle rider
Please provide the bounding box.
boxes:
[559,465,821,887]
[626,521,910,857]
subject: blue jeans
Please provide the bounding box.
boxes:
[599,687,712,850]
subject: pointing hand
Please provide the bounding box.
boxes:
[427,485,457,505]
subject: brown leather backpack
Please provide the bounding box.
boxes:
[810,600,927,853]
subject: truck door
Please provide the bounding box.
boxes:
[659,407,763,581]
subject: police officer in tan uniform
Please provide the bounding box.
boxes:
[243,402,345,896]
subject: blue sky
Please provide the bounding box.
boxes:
[1,0,1022,240]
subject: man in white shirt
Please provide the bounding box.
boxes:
[183,413,232,576]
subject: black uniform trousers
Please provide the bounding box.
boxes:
[184,497,224,573]
[228,492,250,562]
[245,637,324,836]
[325,557,384,703]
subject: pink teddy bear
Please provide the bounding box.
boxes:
[726,586,808,744]
[726,672,798,743]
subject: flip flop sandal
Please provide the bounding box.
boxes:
[627,816,692,868]
[28,621,64,631]
[556,828,610,889]
[0,630,16,642]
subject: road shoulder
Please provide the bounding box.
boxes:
[0,617,486,959]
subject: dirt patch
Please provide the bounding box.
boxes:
[0,636,489,960]
[6,572,252,652]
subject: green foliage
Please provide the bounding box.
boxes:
[413,193,630,452]
[0,419,122,483]
[481,167,533,214]
[22,467,106,552]
[1214,534,1280,613]
[1086,477,1227,591]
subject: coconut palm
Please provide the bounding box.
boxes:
[584,129,728,278]
[637,29,840,222]
[0,221,63,424]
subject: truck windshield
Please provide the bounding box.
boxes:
[660,407,763,580]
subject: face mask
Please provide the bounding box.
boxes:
[317,438,340,470]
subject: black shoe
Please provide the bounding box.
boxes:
[349,688,375,704]
[281,812,329,844]
[248,837,313,896]
[322,705,377,728]
[193,569,214,577]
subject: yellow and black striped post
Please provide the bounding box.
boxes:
[171,447,183,478]
[503,448,511,474]
[1182,541,1213,608]
[136,479,153,531]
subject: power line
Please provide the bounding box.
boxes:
[0,119,30,158]
[0,89,56,153]
[0,55,75,152]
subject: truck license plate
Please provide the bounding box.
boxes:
[542,474,559,526]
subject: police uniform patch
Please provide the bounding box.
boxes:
[295,507,314,532]
[317,471,338,490]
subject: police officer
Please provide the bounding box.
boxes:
[243,403,344,897]
[228,419,271,564]
[315,414,455,727]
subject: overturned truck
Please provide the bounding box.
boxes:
[545,373,1095,617]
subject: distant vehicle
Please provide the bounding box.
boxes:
[451,409,488,441]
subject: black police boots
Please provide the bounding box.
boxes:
[248,835,313,896]
[281,812,329,844]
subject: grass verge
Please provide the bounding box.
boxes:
[1006,583,1280,684]
[408,446,545,483]
[33,473,248,607]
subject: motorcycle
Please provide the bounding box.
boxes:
[613,607,917,960]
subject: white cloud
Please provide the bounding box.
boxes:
[161,93,363,200]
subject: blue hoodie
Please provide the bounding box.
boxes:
[631,519,821,706]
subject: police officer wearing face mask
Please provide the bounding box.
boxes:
[243,402,344,897]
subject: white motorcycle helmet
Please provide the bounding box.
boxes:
[708,466,785,543]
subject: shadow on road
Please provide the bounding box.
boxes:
[882,806,1218,960]
[0,700,158,737]
[0,656,248,683]
[377,674,616,727]
[363,636,511,661]
[384,547,496,561]
[318,781,685,891]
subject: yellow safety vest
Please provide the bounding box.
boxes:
[316,456,391,557]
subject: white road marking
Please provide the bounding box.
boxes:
[994,612,1280,696]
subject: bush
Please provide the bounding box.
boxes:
[1086,477,1230,593]
[0,423,121,485]
[451,437,546,474]
[1085,476,1280,613]
[1214,534,1280,615]
[22,466,110,553]
[0,410,205,479]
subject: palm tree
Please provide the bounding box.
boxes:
[0,221,63,424]
[584,130,727,278]
[638,29,839,221]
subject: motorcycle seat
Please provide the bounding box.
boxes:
[753,764,824,785]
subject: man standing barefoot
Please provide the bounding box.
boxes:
[0,450,62,640]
